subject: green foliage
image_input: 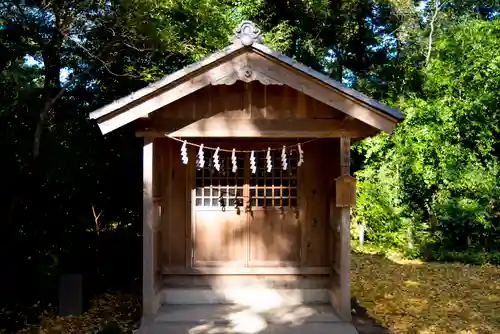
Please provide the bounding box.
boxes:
[110,0,235,79]
[422,248,500,265]
[0,0,234,331]
[355,18,500,258]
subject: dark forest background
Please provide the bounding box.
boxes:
[1,0,500,331]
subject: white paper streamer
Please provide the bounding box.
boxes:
[281,145,287,170]
[197,144,205,169]
[250,150,256,174]
[266,147,272,173]
[297,143,304,167]
[231,148,237,173]
[181,140,188,165]
[213,147,220,171]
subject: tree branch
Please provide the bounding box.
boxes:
[72,38,141,78]
[91,204,102,236]
[123,42,154,52]
[32,42,114,159]
[32,35,146,158]
[33,66,87,158]
[426,0,448,65]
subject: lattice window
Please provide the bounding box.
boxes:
[249,150,298,208]
[195,155,245,209]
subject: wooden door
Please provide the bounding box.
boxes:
[192,154,247,267]
[248,209,300,266]
[247,150,300,266]
[192,146,301,268]
[192,210,246,266]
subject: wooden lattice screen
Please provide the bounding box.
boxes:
[195,155,245,209]
[195,150,298,209]
[249,150,297,208]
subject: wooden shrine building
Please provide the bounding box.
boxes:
[89,21,403,329]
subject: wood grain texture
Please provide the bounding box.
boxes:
[137,82,378,138]
[154,138,189,268]
[154,138,345,310]
[157,138,339,273]
[152,81,346,120]
[340,136,351,176]
[143,138,160,316]
[248,209,300,266]
[192,210,247,266]
[336,175,356,207]
[334,136,352,321]
[299,140,332,267]
[139,118,368,138]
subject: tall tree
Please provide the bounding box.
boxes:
[355,17,500,253]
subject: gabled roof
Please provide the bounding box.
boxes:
[89,21,403,135]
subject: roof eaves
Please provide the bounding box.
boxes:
[251,43,404,121]
[89,42,245,120]
[89,20,404,127]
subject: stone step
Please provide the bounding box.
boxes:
[139,304,359,334]
[145,321,359,334]
[161,288,330,306]
[155,304,342,324]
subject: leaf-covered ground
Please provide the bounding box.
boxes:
[14,251,500,333]
[17,292,141,334]
[351,249,500,334]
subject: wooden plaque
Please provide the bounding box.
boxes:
[335,175,356,207]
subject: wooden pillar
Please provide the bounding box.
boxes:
[338,136,352,321]
[340,136,350,176]
[143,138,160,319]
[329,136,353,321]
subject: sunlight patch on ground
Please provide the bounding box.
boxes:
[403,280,420,287]
[226,311,268,333]
[182,305,331,334]
[187,311,268,334]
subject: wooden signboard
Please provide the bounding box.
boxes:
[335,175,356,207]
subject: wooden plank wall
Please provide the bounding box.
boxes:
[136,81,381,138]
[299,139,336,267]
[153,81,346,121]
[328,139,342,273]
[154,138,194,271]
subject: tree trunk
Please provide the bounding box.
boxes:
[33,6,64,159]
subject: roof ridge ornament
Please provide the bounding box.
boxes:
[232,20,263,46]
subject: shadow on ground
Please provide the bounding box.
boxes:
[351,298,394,334]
